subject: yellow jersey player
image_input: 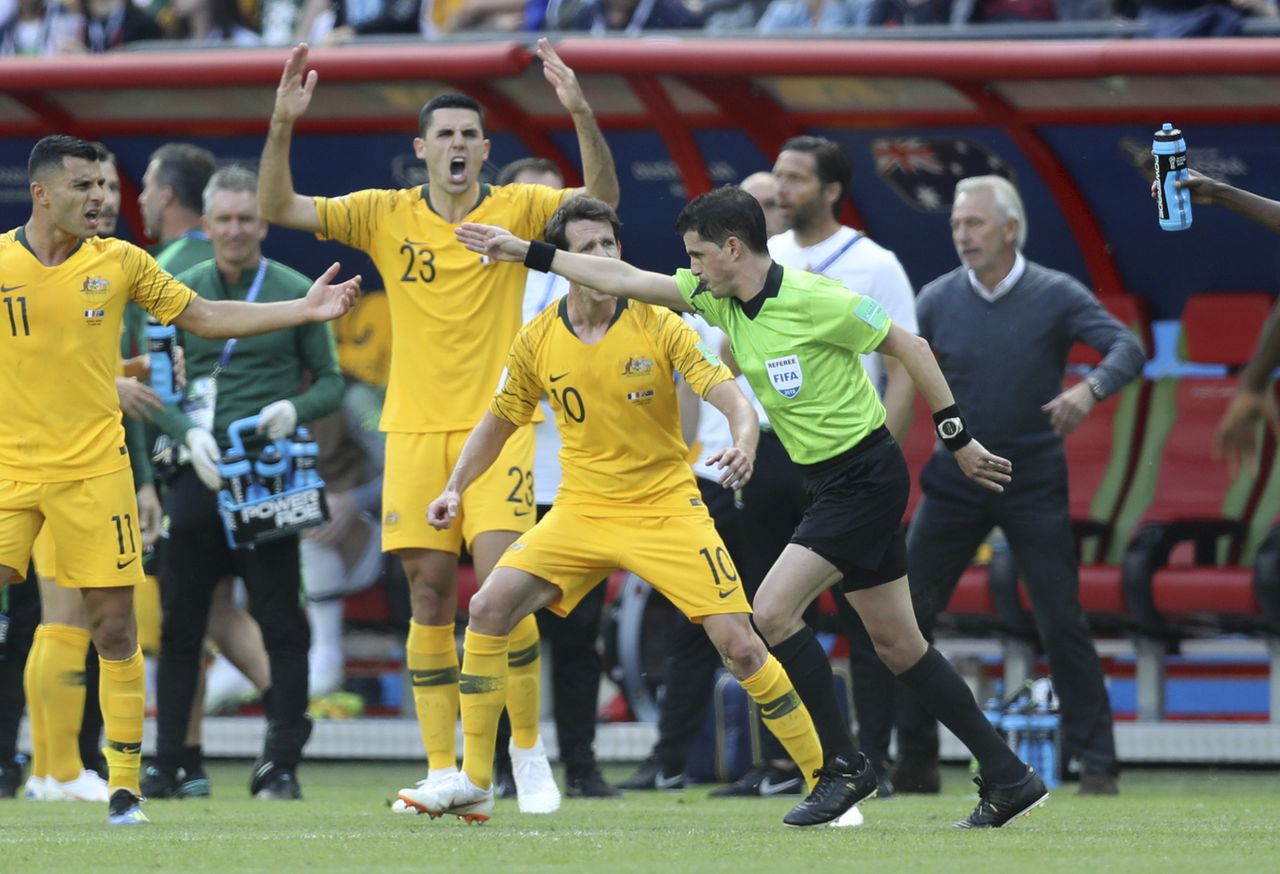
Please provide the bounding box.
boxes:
[0,135,360,825]
[258,39,619,812]
[398,197,823,823]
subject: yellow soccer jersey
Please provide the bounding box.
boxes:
[491,298,733,516]
[314,183,571,433]
[0,230,195,482]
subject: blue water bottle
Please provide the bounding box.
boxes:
[1153,123,1192,232]
[255,444,289,495]
[146,319,184,403]
[218,449,252,505]
[289,427,320,488]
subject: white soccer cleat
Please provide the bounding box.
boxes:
[23,775,50,801]
[828,804,866,828]
[47,770,111,803]
[510,737,561,814]
[391,767,457,814]
[397,771,494,823]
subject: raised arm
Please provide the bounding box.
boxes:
[259,43,323,232]
[174,262,360,339]
[536,39,619,208]
[456,223,690,311]
[877,324,1012,493]
[426,412,518,529]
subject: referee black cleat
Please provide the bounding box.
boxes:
[782,753,877,828]
[953,766,1049,829]
[250,762,303,800]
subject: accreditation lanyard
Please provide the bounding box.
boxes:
[809,231,864,276]
[210,259,270,380]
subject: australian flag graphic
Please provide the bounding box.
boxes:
[872,138,1016,213]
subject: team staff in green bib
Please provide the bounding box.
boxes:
[145,166,344,801]
[456,185,1048,830]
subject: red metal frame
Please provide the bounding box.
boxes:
[5,39,1279,287]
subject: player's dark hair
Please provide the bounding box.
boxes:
[544,196,621,251]
[91,141,115,164]
[675,186,767,254]
[779,135,852,221]
[496,157,562,187]
[418,93,486,137]
[149,143,217,215]
[28,135,99,181]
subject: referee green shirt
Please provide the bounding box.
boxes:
[676,263,890,465]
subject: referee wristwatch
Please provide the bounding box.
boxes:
[1085,375,1105,401]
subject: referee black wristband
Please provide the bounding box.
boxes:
[932,404,973,452]
[523,240,557,273]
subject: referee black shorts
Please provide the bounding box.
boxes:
[791,426,909,592]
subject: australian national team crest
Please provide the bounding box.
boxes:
[872,137,1015,213]
[766,355,803,399]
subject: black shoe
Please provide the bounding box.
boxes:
[891,757,941,794]
[493,762,517,799]
[1077,771,1119,796]
[709,763,804,798]
[618,757,685,791]
[869,760,895,800]
[249,761,303,800]
[566,769,622,798]
[140,764,182,799]
[953,766,1049,829]
[0,758,24,798]
[782,753,878,828]
[107,789,149,825]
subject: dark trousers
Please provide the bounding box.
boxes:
[497,503,607,777]
[896,450,1117,775]
[0,571,39,763]
[155,467,311,769]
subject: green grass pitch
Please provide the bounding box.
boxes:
[7,763,1279,873]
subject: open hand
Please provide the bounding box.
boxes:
[456,223,528,262]
[1213,388,1278,476]
[274,43,318,124]
[953,440,1012,493]
[116,376,163,421]
[304,262,361,322]
[536,38,589,116]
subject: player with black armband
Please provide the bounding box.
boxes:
[455,185,1048,830]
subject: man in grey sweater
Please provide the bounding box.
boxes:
[894,176,1144,797]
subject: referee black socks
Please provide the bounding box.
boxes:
[897,647,1025,785]
[771,627,858,764]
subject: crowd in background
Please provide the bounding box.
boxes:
[0,0,1277,56]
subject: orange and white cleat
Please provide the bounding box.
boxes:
[397,771,494,824]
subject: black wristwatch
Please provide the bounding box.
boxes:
[1085,375,1105,401]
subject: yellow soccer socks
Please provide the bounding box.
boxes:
[740,655,824,791]
[458,629,508,790]
[32,624,92,783]
[21,626,49,780]
[505,614,542,751]
[406,621,460,772]
[99,647,145,795]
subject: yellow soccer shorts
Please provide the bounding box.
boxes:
[0,466,145,588]
[496,506,752,621]
[382,425,536,554]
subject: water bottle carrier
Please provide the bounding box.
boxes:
[217,415,328,550]
[983,678,1062,789]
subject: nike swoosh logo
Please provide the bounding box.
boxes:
[654,772,684,790]
[116,557,137,570]
[514,509,530,517]
[717,586,739,600]
[759,775,802,795]
[549,372,570,382]
[1,284,24,293]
